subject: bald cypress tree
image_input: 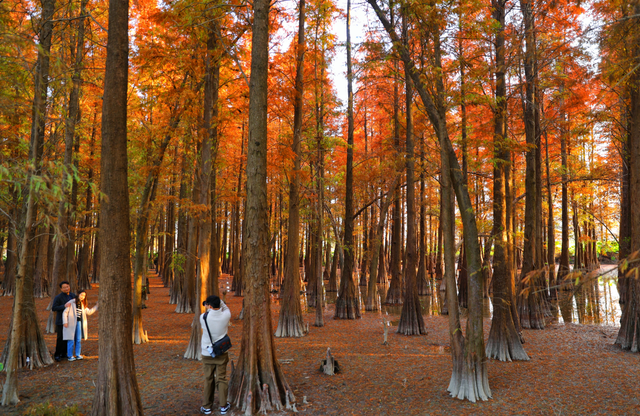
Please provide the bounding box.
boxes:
[276,0,306,337]
[227,0,297,411]
[367,0,491,400]
[335,0,361,319]
[90,0,143,411]
[1,0,56,404]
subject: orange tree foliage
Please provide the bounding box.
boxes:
[1,0,638,407]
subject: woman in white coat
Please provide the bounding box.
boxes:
[63,290,98,361]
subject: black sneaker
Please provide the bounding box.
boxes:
[220,403,230,415]
[200,407,211,415]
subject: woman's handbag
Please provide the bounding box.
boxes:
[203,312,232,357]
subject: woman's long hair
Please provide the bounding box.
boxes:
[77,291,88,309]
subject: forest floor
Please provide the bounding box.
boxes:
[0,271,638,416]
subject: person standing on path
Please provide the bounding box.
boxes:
[200,295,231,415]
[51,281,75,361]
[63,290,98,361]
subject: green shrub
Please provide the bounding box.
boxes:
[22,402,81,416]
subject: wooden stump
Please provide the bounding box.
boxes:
[319,348,340,375]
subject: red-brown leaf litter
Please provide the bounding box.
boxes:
[1,272,638,415]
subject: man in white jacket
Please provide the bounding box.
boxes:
[200,295,231,415]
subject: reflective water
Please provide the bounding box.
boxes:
[555,266,620,326]
[274,266,621,327]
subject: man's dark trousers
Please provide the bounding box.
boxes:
[55,324,66,360]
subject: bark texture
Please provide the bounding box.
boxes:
[334,0,361,320]
[276,0,306,337]
[2,0,56,404]
[227,0,296,411]
[397,39,426,335]
[185,24,220,359]
[517,0,546,330]
[366,185,396,311]
[486,0,528,362]
[90,0,144,412]
[616,1,640,352]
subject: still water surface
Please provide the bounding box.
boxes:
[279,265,621,327]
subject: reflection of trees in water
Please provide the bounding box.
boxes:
[556,269,619,326]
[317,268,620,326]
[601,279,618,325]
[575,280,601,324]
[558,277,574,323]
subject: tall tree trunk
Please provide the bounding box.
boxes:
[619,87,632,306]
[67,136,81,290]
[486,0,528,361]
[314,17,326,327]
[175,150,198,312]
[305,224,313,293]
[458,246,468,308]
[64,0,87,291]
[158,212,166,278]
[172,165,190,307]
[368,0,491,400]
[221,202,229,275]
[398,20,426,334]
[1,0,56,404]
[457,21,469,309]
[386,39,403,306]
[314,166,325,326]
[163,181,176,289]
[231,132,244,291]
[275,0,305,333]
[573,200,582,270]
[359,206,369,287]
[335,0,361,319]
[557,86,571,290]
[328,245,338,292]
[517,0,545,330]
[545,130,556,299]
[228,0,296,410]
[209,167,221,297]
[385,185,403,305]
[416,141,430,296]
[438,181,449,316]
[235,204,246,297]
[77,115,97,292]
[440,139,469,400]
[435,197,444,286]
[185,24,219,358]
[366,184,396,311]
[32,227,50,298]
[535,85,546,306]
[2,198,17,297]
[619,139,631,304]
[177,183,199,313]
[91,217,100,284]
[90,0,143,410]
[47,0,87,319]
[1,166,53,400]
[616,1,640,348]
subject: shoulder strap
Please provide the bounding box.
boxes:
[203,311,214,345]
